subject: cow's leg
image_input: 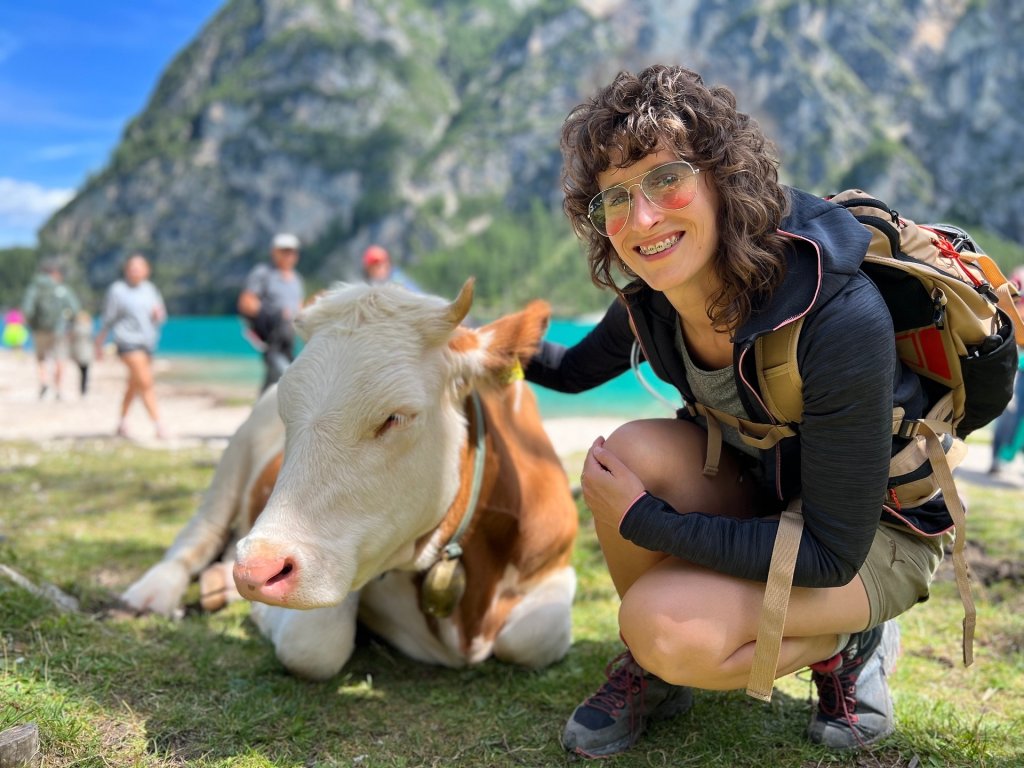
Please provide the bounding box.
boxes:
[358,572,465,667]
[121,387,284,617]
[249,593,360,680]
[493,565,576,668]
[198,560,243,612]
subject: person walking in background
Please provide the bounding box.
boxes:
[238,233,305,392]
[361,244,421,292]
[70,309,95,397]
[95,254,167,439]
[524,65,949,757]
[21,258,80,400]
[989,268,1024,476]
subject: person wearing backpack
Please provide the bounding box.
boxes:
[238,232,305,393]
[524,65,966,757]
[20,258,80,400]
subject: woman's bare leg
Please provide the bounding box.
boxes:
[120,351,163,433]
[588,418,870,688]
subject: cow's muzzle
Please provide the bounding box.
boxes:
[233,553,299,606]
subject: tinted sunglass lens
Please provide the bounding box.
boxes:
[644,163,697,209]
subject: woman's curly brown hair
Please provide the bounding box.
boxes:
[561,64,789,332]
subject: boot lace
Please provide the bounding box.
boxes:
[811,654,859,724]
[583,651,647,729]
[810,649,871,750]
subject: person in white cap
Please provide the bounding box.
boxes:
[238,233,305,392]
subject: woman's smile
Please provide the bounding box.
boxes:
[636,232,683,257]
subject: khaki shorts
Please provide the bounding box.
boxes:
[858,522,949,630]
[33,330,68,360]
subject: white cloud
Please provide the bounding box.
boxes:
[0,177,74,236]
[31,142,106,161]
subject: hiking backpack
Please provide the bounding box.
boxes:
[686,190,1024,701]
[26,276,73,333]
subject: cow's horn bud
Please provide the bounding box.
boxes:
[446,278,475,327]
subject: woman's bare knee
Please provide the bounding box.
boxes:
[620,600,722,685]
[604,419,752,517]
[602,420,708,490]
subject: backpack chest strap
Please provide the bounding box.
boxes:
[686,401,796,477]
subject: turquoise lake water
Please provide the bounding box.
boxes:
[156,315,681,419]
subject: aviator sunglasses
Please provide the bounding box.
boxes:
[587,160,701,238]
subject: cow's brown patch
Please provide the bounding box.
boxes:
[249,451,283,527]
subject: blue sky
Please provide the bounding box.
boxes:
[0,1,223,248]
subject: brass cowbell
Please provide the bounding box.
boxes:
[420,554,466,618]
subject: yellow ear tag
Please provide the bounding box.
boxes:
[503,359,525,385]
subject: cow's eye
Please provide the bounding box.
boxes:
[374,412,412,438]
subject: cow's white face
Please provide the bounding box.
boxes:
[233,280,533,610]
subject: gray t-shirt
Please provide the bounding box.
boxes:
[244,264,304,319]
[101,280,165,351]
[676,321,759,461]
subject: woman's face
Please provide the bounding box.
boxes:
[597,147,721,299]
[124,257,149,286]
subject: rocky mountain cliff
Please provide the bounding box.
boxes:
[39,0,1023,313]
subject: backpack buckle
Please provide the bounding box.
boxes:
[897,419,920,439]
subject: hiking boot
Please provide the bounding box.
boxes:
[808,620,900,749]
[561,650,693,758]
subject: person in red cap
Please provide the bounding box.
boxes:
[362,244,420,291]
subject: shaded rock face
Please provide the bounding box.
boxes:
[40,0,1021,312]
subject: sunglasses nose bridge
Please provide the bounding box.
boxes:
[619,179,654,228]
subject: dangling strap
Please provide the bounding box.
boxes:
[746,498,804,702]
[702,407,724,477]
[917,420,975,666]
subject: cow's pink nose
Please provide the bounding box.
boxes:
[233,556,298,604]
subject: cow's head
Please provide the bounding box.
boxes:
[233,279,550,609]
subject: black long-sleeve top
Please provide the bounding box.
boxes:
[527,188,942,589]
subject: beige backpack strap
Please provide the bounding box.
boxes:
[973,253,1024,345]
[995,282,1024,345]
[755,318,806,425]
[746,498,804,702]
[916,420,976,666]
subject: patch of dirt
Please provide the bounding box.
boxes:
[933,540,1024,587]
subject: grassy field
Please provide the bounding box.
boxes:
[1,438,1022,767]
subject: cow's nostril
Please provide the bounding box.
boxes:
[265,560,294,587]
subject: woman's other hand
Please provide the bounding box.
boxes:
[580,436,646,525]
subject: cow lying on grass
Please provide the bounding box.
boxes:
[122,280,579,679]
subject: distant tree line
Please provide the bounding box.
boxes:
[3,219,1023,318]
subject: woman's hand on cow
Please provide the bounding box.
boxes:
[580,436,646,526]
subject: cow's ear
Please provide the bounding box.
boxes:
[447,298,551,390]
